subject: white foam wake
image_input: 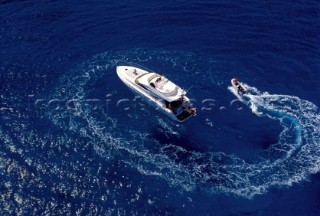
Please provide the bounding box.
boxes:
[224,83,320,196]
[43,49,320,198]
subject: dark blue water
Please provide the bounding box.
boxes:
[1,0,320,215]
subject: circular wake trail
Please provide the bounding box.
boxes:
[42,49,320,198]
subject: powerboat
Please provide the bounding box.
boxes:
[231,78,246,94]
[116,66,196,122]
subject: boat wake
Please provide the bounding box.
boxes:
[226,83,320,196]
[1,49,319,204]
[46,49,320,198]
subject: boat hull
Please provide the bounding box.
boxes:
[231,78,246,94]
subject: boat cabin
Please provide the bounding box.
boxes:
[135,73,185,102]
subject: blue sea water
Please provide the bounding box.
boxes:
[0,0,320,215]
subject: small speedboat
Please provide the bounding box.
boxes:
[116,66,196,122]
[231,78,246,94]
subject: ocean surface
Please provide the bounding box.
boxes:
[1,0,319,215]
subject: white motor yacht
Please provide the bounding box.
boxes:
[116,66,196,122]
